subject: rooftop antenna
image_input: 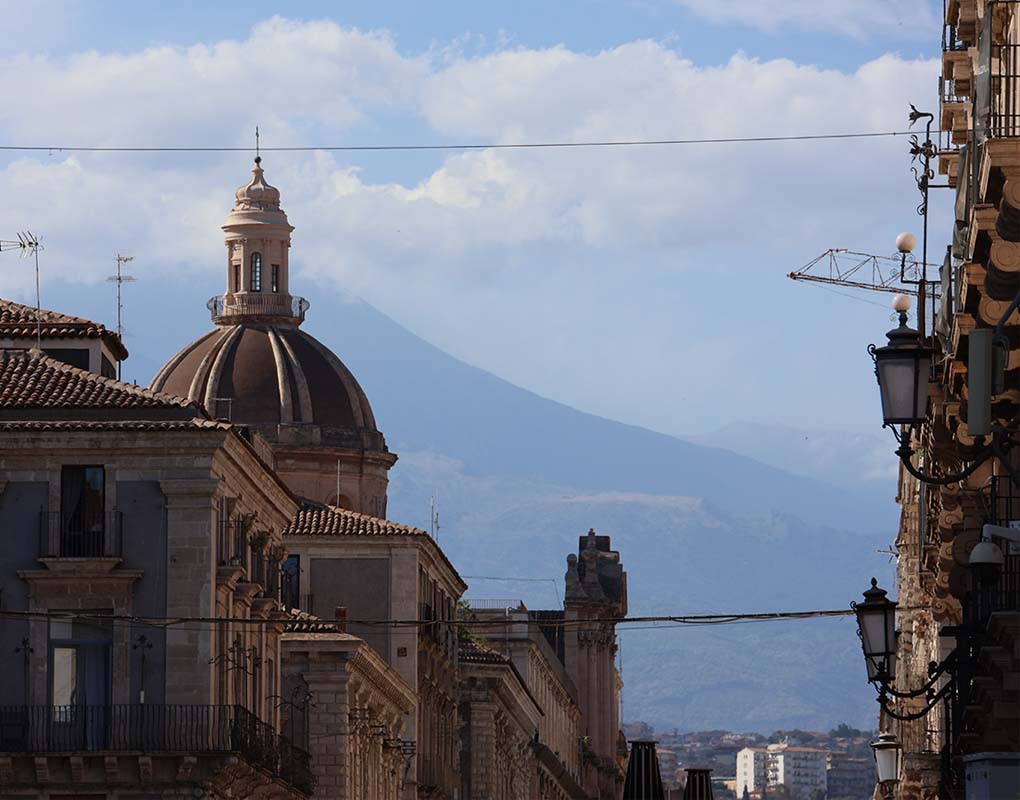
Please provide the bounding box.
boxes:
[429,491,440,542]
[106,254,135,379]
[18,232,42,349]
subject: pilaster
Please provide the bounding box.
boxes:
[160,478,219,705]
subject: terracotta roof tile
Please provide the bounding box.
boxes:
[283,608,341,633]
[0,299,128,358]
[285,501,467,593]
[0,349,195,410]
[0,419,229,432]
[459,638,509,665]
[285,502,429,538]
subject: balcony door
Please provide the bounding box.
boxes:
[60,466,105,557]
[50,618,112,751]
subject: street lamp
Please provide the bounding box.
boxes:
[871,731,902,799]
[852,579,956,720]
[868,289,1015,486]
[852,578,897,683]
[869,294,930,427]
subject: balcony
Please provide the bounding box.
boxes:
[38,510,122,559]
[207,294,309,324]
[990,44,1020,138]
[0,704,312,794]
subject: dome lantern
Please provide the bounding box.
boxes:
[213,158,305,324]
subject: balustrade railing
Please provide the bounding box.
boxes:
[0,704,312,793]
[207,294,309,322]
[38,510,122,559]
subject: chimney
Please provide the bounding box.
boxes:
[682,768,714,800]
[334,606,347,633]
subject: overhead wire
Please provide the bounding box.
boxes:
[0,130,916,155]
[0,605,860,634]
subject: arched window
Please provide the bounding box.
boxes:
[250,253,262,292]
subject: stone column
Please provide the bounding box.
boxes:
[160,479,219,705]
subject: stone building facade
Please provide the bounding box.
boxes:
[459,602,587,800]
[458,639,542,800]
[875,1,1020,797]
[563,531,629,798]
[462,530,628,800]
[282,503,466,800]
[281,614,415,800]
[0,347,310,798]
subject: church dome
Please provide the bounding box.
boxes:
[149,157,396,517]
[149,323,387,452]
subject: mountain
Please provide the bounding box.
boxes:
[290,295,898,732]
[687,421,897,496]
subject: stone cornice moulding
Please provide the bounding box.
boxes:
[160,478,222,505]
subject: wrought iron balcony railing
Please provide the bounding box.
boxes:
[38,510,123,559]
[0,704,312,794]
[990,44,1020,138]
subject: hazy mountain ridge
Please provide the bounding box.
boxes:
[303,297,900,731]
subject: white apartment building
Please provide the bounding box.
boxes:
[767,743,828,798]
[736,747,767,794]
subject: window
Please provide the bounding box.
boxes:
[233,263,240,293]
[282,555,300,609]
[60,466,105,557]
[271,264,280,293]
[250,253,262,292]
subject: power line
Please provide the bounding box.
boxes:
[0,130,915,155]
[0,605,858,632]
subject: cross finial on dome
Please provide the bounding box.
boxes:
[255,125,260,164]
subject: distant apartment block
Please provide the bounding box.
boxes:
[825,752,873,800]
[767,744,827,798]
[735,747,767,794]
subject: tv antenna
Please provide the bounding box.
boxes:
[107,253,135,379]
[429,492,440,542]
[0,232,44,348]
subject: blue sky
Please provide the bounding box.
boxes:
[0,0,949,438]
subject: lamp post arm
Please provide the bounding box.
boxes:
[877,681,954,721]
[895,440,993,485]
[877,652,956,698]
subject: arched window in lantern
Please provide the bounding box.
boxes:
[250,253,262,292]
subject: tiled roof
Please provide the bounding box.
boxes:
[283,608,341,634]
[0,419,229,432]
[285,501,467,593]
[285,502,429,538]
[0,299,128,358]
[0,348,195,410]
[459,638,509,665]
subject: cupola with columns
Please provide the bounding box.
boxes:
[211,156,309,324]
[151,159,396,516]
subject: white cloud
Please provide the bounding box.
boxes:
[0,19,942,435]
[672,0,940,39]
